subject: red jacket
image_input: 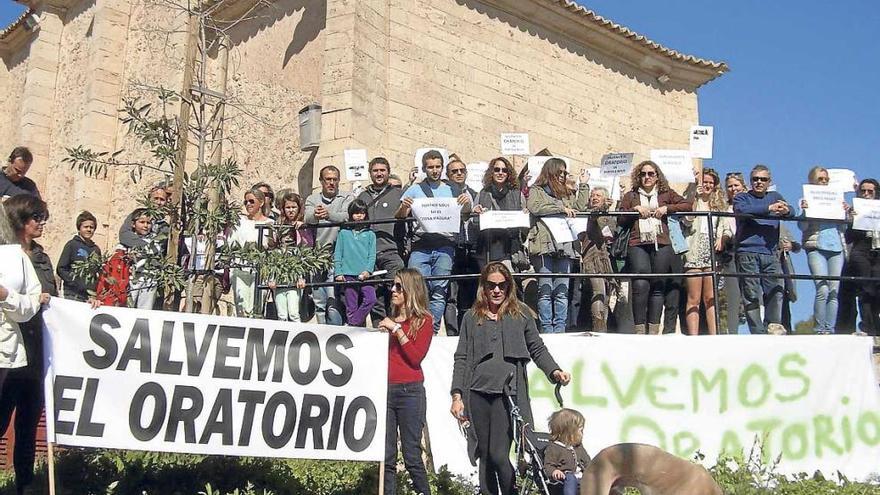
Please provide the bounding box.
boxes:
[388,317,433,384]
[95,249,130,307]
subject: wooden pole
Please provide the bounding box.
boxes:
[378,460,385,494]
[47,442,57,495]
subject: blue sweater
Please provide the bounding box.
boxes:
[733,191,793,255]
[334,228,376,276]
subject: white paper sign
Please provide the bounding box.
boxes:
[802,185,845,220]
[43,299,389,461]
[424,335,880,482]
[541,217,574,243]
[413,147,449,182]
[479,210,530,230]
[567,217,589,236]
[465,161,489,192]
[410,197,462,234]
[344,148,368,181]
[586,168,621,201]
[853,198,880,231]
[525,156,572,186]
[500,133,530,155]
[689,125,714,160]
[599,152,634,177]
[828,168,857,193]
[650,149,695,183]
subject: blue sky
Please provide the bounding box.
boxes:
[3,1,878,328]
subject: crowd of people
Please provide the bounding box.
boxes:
[1,144,880,493]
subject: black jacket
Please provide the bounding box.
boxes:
[57,235,102,301]
[19,242,57,377]
[357,184,405,255]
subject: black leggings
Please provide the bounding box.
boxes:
[470,391,515,495]
[0,371,44,491]
[627,244,679,326]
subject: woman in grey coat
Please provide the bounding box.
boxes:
[450,262,571,495]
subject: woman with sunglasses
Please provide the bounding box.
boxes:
[376,268,433,495]
[227,187,273,317]
[681,168,729,335]
[619,160,692,335]
[451,262,571,495]
[844,178,880,335]
[526,158,590,333]
[796,166,849,334]
[1,194,54,494]
[476,157,528,270]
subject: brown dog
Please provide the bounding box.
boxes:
[580,443,722,495]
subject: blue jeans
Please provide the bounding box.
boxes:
[563,472,579,495]
[533,254,571,333]
[384,382,431,495]
[409,246,454,334]
[313,269,344,325]
[806,248,843,332]
[736,252,783,334]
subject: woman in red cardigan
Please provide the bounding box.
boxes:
[377,268,433,495]
[619,160,692,335]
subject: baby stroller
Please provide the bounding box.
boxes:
[505,375,565,495]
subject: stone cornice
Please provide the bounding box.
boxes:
[0,8,36,59]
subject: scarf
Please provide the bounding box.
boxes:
[488,183,510,202]
[637,188,661,246]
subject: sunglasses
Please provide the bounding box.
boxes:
[639,171,657,178]
[860,188,876,194]
[244,199,257,205]
[751,176,771,183]
[485,280,510,292]
[31,213,48,223]
[391,282,404,293]
[448,168,466,175]
[493,167,508,173]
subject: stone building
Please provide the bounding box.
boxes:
[0,0,727,258]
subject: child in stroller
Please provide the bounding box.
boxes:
[542,409,590,495]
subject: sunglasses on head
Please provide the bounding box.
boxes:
[726,172,743,178]
[639,171,657,178]
[485,280,510,292]
[751,176,770,183]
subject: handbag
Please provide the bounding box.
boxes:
[610,223,632,260]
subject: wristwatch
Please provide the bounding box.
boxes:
[392,323,403,335]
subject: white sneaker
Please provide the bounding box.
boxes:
[767,323,787,335]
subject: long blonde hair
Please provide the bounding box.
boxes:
[391,268,431,337]
[549,408,585,446]
[472,262,530,323]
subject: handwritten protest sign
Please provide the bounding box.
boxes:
[689,125,714,160]
[650,150,695,183]
[802,185,845,220]
[599,152,634,177]
[828,168,857,193]
[541,217,575,243]
[479,210,530,230]
[586,168,620,201]
[344,149,368,181]
[853,198,880,231]
[410,197,461,233]
[500,133,530,155]
[43,300,388,461]
[465,162,489,192]
[423,334,880,482]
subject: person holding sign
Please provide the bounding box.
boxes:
[526,158,589,333]
[476,157,529,270]
[376,268,433,495]
[397,150,472,334]
[450,262,571,495]
[681,168,730,336]
[733,164,793,335]
[844,179,880,335]
[797,167,848,334]
[619,161,692,335]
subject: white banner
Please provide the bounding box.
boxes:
[689,125,714,160]
[500,133,530,155]
[828,168,857,193]
[853,198,880,231]
[802,184,845,220]
[650,149,695,183]
[599,152,634,177]
[344,149,368,182]
[411,197,462,234]
[43,300,388,461]
[479,210,530,230]
[424,334,880,482]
